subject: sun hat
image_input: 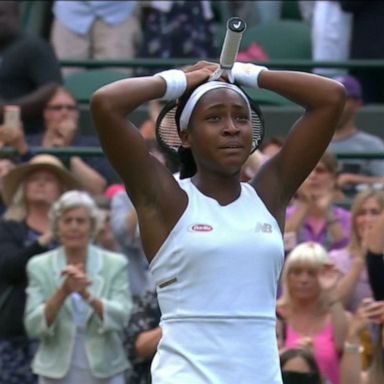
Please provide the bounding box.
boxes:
[2,154,81,206]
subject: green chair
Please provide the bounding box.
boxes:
[63,70,128,104]
[240,20,311,60]
[281,0,303,21]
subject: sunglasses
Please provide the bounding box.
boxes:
[46,104,78,111]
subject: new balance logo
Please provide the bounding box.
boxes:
[254,222,272,233]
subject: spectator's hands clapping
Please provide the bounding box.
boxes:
[61,263,91,295]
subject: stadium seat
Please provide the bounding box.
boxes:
[63,69,128,104]
[240,20,311,60]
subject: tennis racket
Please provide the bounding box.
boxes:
[210,17,247,82]
[156,17,265,157]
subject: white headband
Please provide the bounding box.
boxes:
[179,81,251,131]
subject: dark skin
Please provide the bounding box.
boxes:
[0,2,59,118]
[91,61,346,262]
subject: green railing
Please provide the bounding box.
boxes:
[60,59,384,71]
[1,147,384,160]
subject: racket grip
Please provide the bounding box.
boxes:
[220,17,247,70]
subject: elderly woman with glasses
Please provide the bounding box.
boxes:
[24,190,132,384]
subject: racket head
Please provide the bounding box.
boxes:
[155,86,265,159]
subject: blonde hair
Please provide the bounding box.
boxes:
[348,189,384,254]
[279,241,330,307]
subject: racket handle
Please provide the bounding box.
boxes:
[220,17,247,70]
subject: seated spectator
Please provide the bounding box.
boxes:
[280,347,323,384]
[340,298,384,384]
[285,152,351,252]
[0,154,80,383]
[51,1,140,76]
[277,241,350,384]
[327,75,384,197]
[24,190,133,383]
[0,1,62,134]
[0,87,116,194]
[329,189,384,313]
[124,290,161,384]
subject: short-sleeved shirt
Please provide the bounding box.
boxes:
[0,34,62,133]
[285,205,351,251]
[328,131,384,177]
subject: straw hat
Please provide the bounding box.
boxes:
[2,154,81,206]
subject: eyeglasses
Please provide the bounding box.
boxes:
[46,104,78,111]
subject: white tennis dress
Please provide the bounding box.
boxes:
[149,178,284,384]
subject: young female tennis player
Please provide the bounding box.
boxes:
[91,61,346,383]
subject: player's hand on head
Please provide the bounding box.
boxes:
[182,60,218,73]
[182,61,219,90]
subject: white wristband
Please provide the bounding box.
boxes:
[232,62,268,89]
[154,69,187,100]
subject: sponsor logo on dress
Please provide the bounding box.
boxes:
[255,222,272,233]
[188,224,213,232]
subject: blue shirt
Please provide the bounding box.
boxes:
[53,1,138,35]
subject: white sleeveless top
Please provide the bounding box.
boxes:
[149,178,284,384]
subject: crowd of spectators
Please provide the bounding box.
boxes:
[0,1,384,383]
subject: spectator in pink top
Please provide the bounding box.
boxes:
[277,241,350,384]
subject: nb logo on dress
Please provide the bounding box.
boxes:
[254,222,272,233]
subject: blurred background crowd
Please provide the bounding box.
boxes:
[1,1,384,383]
